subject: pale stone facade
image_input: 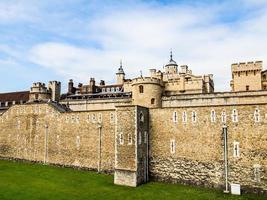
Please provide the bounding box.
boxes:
[0,56,266,195]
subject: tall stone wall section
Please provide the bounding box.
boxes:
[0,103,116,172]
[149,104,267,194]
[114,106,149,187]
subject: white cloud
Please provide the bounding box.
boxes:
[23,0,267,91]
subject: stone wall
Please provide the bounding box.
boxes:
[0,103,116,172]
[149,104,267,194]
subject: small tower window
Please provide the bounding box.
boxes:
[192,111,197,123]
[254,108,260,122]
[221,111,227,123]
[140,112,144,123]
[182,111,187,123]
[151,98,155,105]
[172,111,178,123]
[170,139,175,154]
[232,109,238,123]
[246,85,249,91]
[138,131,142,145]
[119,133,124,145]
[139,85,144,93]
[211,110,216,123]
[144,131,147,144]
[233,141,240,158]
[128,133,132,145]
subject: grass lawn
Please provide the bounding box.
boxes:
[0,159,265,200]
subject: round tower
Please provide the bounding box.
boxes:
[131,77,163,108]
[164,51,178,74]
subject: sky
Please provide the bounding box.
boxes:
[0,0,267,93]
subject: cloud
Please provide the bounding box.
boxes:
[2,0,267,92]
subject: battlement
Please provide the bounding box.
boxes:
[30,82,48,93]
[49,80,61,86]
[131,77,163,86]
[231,61,263,72]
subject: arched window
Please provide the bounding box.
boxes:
[151,98,155,105]
[211,110,216,123]
[182,111,187,123]
[140,112,144,123]
[139,85,144,93]
[192,111,197,123]
[232,109,238,123]
[173,111,178,123]
[221,111,226,123]
[254,108,260,122]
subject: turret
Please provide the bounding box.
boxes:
[116,61,125,85]
[48,81,61,102]
[164,51,178,74]
[68,79,74,94]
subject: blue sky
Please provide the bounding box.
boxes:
[1,0,267,93]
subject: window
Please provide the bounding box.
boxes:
[144,131,147,144]
[254,108,260,122]
[71,115,75,123]
[138,131,142,145]
[254,164,261,182]
[139,85,144,93]
[246,71,248,76]
[170,139,175,154]
[65,116,69,123]
[98,113,102,123]
[182,111,187,123]
[110,113,115,123]
[102,88,106,93]
[263,74,266,80]
[116,87,120,92]
[76,136,80,149]
[233,141,240,158]
[173,111,178,123]
[211,110,216,123]
[221,111,227,123]
[119,133,124,145]
[92,114,96,122]
[151,98,155,105]
[76,115,79,123]
[246,85,249,91]
[140,112,144,123]
[238,72,240,77]
[128,134,132,145]
[254,71,256,76]
[111,87,115,92]
[232,109,238,123]
[192,111,197,123]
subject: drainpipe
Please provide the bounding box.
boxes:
[223,124,229,193]
[44,124,48,164]
[97,123,102,173]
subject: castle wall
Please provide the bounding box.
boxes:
[60,98,132,111]
[149,105,267,194]
[0,103,116,172]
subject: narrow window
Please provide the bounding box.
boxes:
[71,115,75,123]
[151,98,155,105]
[128,134,132,145]
[254,108,260,123]
[119,133,124,145]
[98,113,102,123]
[246,85,249,91]
[76,136,80,149]
[110,113,115,123]
[138,131,142,145]
[233,141,240,158]
[170,139,176,154]
[221,111,227,123]
[173,111,178,123]
[192,111,197,123]
[182,111,187,123]
[140,112,144,123]
[211,110,216,123]
[144,131,147,144]
[238,72,240,77]
[246,71,248,76]
[92,114,96,122]
[232,109,238,123]
[139,85,144,93]
[76,115,79,123]
[254,164,261,182]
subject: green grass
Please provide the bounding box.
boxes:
[0,159,265,200]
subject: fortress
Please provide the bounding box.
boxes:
[0,53,266,195]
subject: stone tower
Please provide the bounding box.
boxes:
[116,61,125,85]
[114,105,149,187]
[29,82,51,101]
[131,77,163,108]
[48,81,61,102]
[230,61,262,91]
